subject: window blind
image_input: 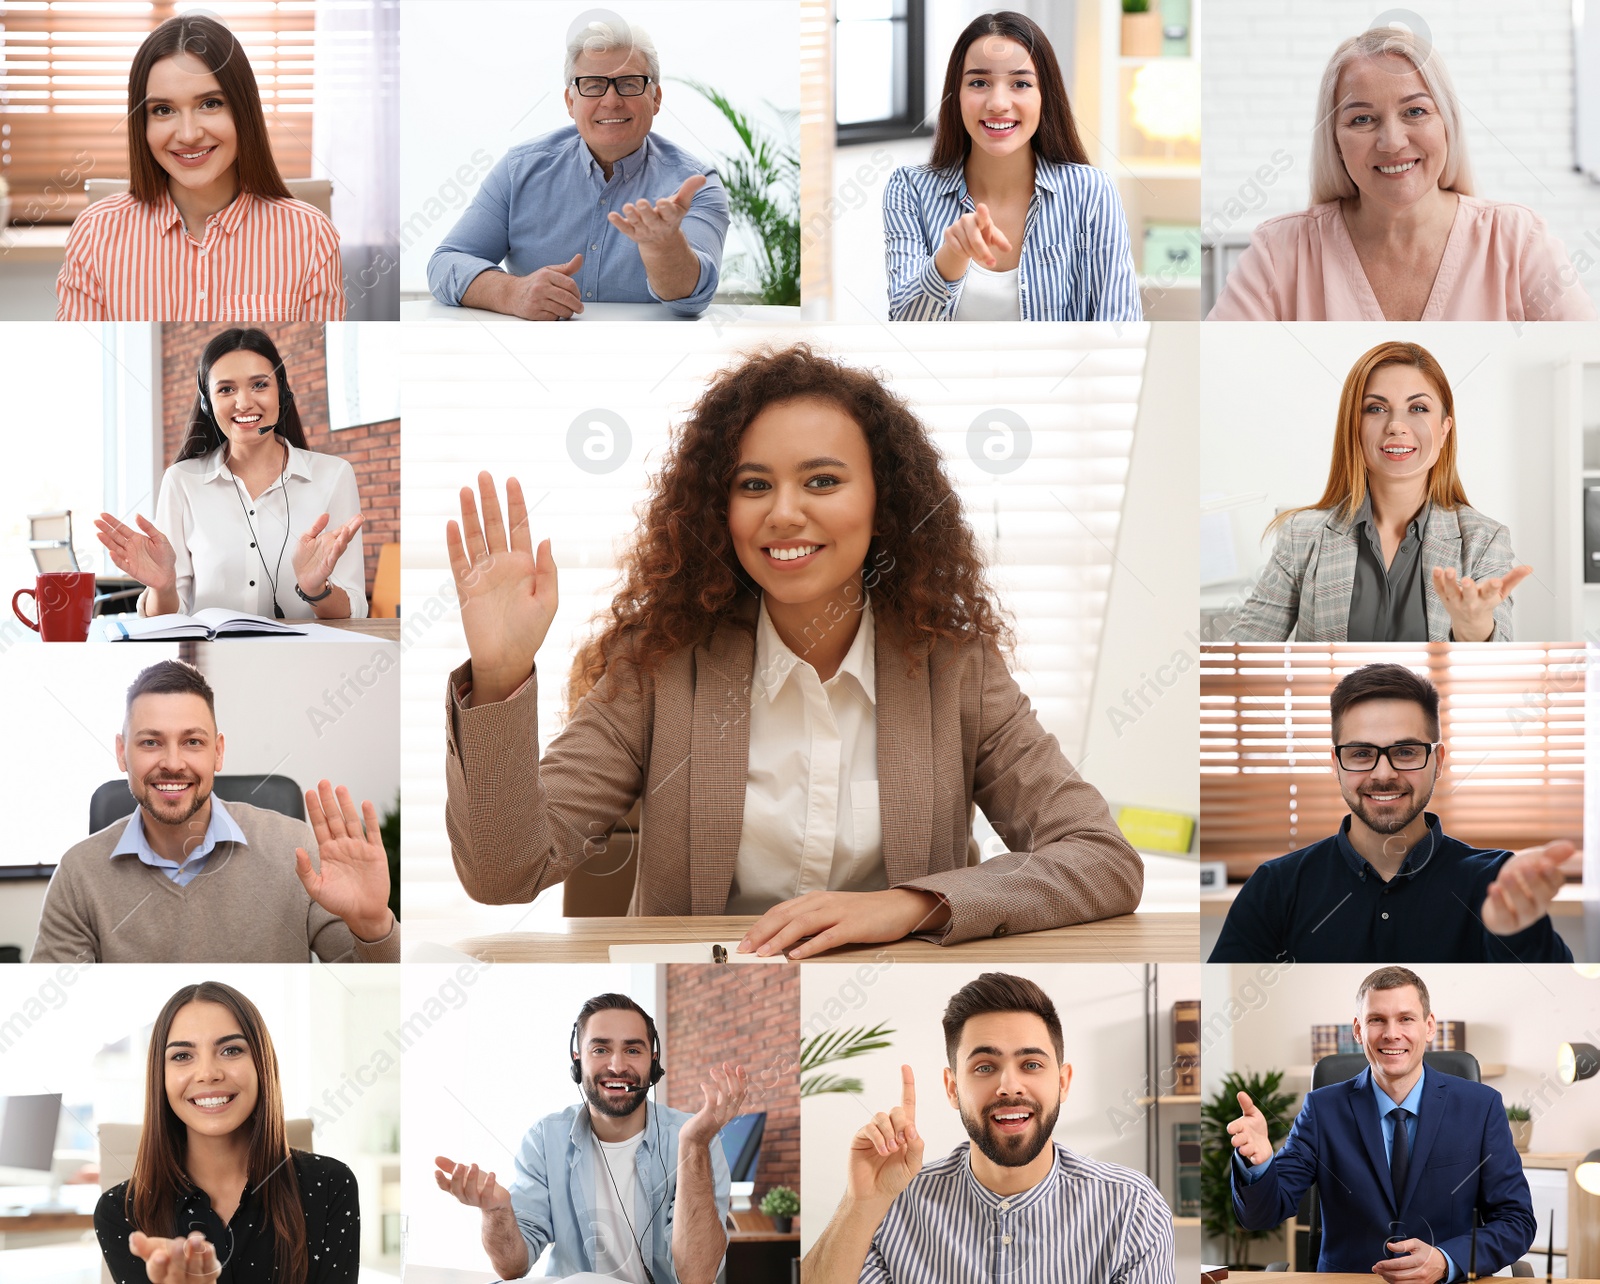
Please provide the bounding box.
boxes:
[799,0,832,314]
[1201,643,1586,879]
[2,0,315,224]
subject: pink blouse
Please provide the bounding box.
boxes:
[1208,196,1596,322]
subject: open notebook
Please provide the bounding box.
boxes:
[103,607,306,640]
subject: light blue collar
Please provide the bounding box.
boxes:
[1371,1063,1426,1119]
[111,792,248,878]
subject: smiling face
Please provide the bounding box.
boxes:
[207,349,282,447]
[144,51,239,198]
[943,1012,1070,1170]
[565,47,659,165]
[1357,363,1452,484]
[958,35,1042,157]
[1354,984,1435,1093]
[727,397,877,622]
[1334,53,1450,209]
[577,1009,652,1120]
[1331,697,1441,838]
[116,692,223,832]
[164,1001,259,1140]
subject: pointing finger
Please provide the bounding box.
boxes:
[901,1063,916,1119]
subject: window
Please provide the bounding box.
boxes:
[834,0,924,143]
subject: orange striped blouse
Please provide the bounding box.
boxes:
[55,190,345,321]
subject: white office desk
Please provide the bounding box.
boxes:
[400,299,800,324]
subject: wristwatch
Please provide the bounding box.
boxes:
[295,581,335,603]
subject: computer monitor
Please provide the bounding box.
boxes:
[717,1111,766,1203]
[0,1093,61,1185]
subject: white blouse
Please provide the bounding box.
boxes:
[145,442,368,619]
[952,259,1021,320]
[726,594,886,913]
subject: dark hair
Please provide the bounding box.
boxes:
[127,15,292,205]
[126,660,216,724]
[1356,966,1432,1019]
[177,328,309,462]
[929,12,1088,171]
[567,342,1013,712]
[128,982,306,1284]
[941,972,1064,1069]
[1329,663,1440,744]
[573,993,658,1060]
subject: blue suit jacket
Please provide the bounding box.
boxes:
[1232,1067,1535,1274]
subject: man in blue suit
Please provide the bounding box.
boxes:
[1228,966,1535,1280]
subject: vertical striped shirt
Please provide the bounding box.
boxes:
[882,160,1141,321]
[55,189,344,321]
[862,1142,1175,1283]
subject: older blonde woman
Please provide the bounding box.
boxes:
[1210,27,1594,322]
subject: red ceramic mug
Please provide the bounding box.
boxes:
[13,571,95,642]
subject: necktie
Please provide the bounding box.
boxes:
[1390,1106,1412,1206]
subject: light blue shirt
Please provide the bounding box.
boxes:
[427,125,730,317]
[108,793,248,886]
[881,158,1141,321]
[509,1100,731,1281]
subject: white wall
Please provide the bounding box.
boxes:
[1199,322,1600,642]
[1202,0,1600,312]
[800,962,1202,1277]
[398,0,801,296]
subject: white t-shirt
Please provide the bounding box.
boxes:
[953,258,1022,320]
[591,1130,650,1283]
[726,595,886,913]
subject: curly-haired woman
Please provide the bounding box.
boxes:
[441,344,1141,957]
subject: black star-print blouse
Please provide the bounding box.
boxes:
[95,1150,360,1283]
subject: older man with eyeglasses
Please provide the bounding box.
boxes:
[1208,662,1574,963]
[428,17,729,319]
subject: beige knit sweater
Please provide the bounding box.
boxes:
[31,800,400,963]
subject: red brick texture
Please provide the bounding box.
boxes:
[159,322,399,609]
[664,966,802,1207]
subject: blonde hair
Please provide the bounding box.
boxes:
[1309,26,1474,205]
[1268,341,1468,535]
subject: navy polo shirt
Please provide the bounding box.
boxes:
[1209,812,1573,963]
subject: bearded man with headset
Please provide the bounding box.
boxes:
[435,993,743,1283]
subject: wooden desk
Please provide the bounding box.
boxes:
[727,1211,798,1283]
[453,912,1199,962]
[401,299,801,324]
[315,617,400,640]
[0,1212,95,1232]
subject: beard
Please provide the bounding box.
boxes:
[583,1071,648,1119]
[134,774,211,828]
[1341,775,1432,836]
[958,1094,1062,1169]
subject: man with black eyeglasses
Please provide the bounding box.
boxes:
[1209,662,1574,962]
[428,15,729,320]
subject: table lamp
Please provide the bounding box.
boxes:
[1557,1041,1599,1084]
[1579,1150,1600,1196]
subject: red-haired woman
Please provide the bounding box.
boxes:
[94,982,360,1284]
[443,344,1142,957]
[56,14,343,321]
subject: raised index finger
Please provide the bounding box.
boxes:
[901,1064,916,1119]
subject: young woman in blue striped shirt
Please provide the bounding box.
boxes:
[882,11,1141,322]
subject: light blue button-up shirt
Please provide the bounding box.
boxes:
[427,125,730,317]
[509,1100,731,1280]
[108,792,248,886]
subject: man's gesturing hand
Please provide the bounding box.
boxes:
[1372,1239,1449,1284]
[609,173,707,245]
[680,1062,750,1149]
[848,1065,924,1204]
[130,1231,221,1284]
[1480,840,1573,936]
[1227,1091,1272,1165]
[294,780,393,941]
[434,1155,512,1211]
[505,254,585,320]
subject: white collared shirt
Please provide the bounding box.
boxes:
[145,442,367,618]
[726,595,886,913]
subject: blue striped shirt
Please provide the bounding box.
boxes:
[427,125,730,317]
[862,1142,1175,1283]
[882,160,1141,321]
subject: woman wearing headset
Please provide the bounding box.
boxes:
[94,981,360,1284]
[443,344,1142,956]
[94,328,367,620]
[1228,341,1530,642]
[56,13,343,321]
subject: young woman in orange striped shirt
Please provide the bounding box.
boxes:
[55,14,344,322]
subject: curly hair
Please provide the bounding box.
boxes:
[567,343,1013,712]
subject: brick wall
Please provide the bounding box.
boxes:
[159,322,399,608]
[663,965,801,1207]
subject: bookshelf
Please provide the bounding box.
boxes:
[1144,965,1203,1225]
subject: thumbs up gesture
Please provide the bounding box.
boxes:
[1227,1090,1272,1165]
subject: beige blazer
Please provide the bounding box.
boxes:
[443,607,1142,944]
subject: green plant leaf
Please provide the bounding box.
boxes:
[800,1073,864,1098]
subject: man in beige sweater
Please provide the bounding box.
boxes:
[31,660,398,963]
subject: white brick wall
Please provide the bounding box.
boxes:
[1204,0,1600,307]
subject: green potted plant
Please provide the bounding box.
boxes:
[1122,0,1164,57]
[1506,1104,1533,1153]
[761,1185,800,1234]
[1201,1070,1300,1268]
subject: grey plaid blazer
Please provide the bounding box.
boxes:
[443,608,1142,943]
[1227,503,1516,642]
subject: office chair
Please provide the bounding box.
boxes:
[85,178,334,218]
[27,510,142,615]
[1304,1052,1482,1267]
[90,775,307,833]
